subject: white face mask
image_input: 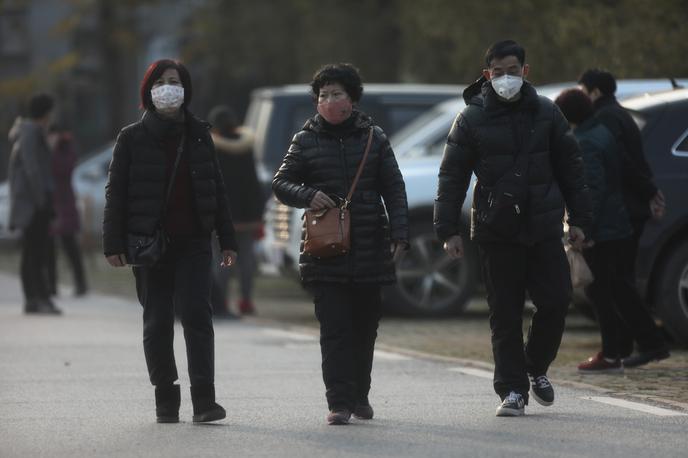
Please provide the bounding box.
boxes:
[491,74,523,100]
[151,84,185,111]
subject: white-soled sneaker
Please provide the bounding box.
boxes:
[496,391,525,417]
[529,374,554,406]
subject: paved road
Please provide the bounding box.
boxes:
[1,273,686,457]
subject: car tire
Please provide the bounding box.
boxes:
[654,239,688,346]
[383,222,478,316]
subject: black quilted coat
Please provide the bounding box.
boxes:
[434,77,592,244]
[102,110,237,256]
[272,110,409,284]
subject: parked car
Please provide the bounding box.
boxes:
[0,142,114,243]
[263,80,688,344]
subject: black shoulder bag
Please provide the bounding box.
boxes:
[126,133,185,266]
[477,114,531,239]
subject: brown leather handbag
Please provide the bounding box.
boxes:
[303,128,374,259]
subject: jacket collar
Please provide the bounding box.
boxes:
[463,75,540,114]
[574,116,599,134]
[303,109,373,134]
[593,94,619,110]
[142,109,211,140]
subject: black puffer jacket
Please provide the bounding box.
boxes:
[272,110,409,284]
[434,77,592,244]
[593,95,657,222]
[103,110,237,256]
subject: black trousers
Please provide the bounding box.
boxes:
[46,234,87,294]
[20,209,52,303]
[310,282,382,411]
[133,236,215,387]
[584,237,665,358]
[478,239,571,400]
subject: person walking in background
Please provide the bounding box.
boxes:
[434,40,591,417]
[102,59,237,424]
[554,89,670,373]
[45,124,88,297]
[8,94,62,315]
[578,69,668,367]
[207,105,264,318]
[273,63,409,425]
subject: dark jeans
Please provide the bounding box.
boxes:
[46,234,87,294]
[310,282,382,411]
[133,236,214,387]
[20,209,52,304]
[478,239,571,401]
[584,237,665,358]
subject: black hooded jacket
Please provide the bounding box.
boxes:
[272,110,409,285]
[434,77,592,244]
[103,110,237,256]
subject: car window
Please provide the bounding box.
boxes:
[386,106,436,134]
[291,104,315,133]
[673,128,688,157]
[252,99,274,162]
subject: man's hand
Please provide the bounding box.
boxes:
[309,191,336,210]
[650,189,666,220]
[106,254,126,267]
[443,235,464,259]
[568,226,586,251]
[391,240,407,262]
[221,250,238,268]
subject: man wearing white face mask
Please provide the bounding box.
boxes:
[434,40,592,417]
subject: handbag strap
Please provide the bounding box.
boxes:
[159,133,186,221]
[343,127,374,208]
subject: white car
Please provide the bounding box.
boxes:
[0,143,114,243]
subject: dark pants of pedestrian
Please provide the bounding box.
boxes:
[20,208,52,305]
[478,239,571,401]
[211,230,255,313]
[46,234,87,295]
[133,236,215,388]
[583,237,665,359]
[310,282,382,411]
[594,220,648,357]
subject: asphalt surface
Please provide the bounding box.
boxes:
[1,273,687,458]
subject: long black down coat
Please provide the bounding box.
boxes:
[102,110,237,256]
[272,110,409,285]
[434,77,592,244]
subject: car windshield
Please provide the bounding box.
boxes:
[392,104,451,146]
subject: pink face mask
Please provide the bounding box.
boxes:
[317,98,353,125]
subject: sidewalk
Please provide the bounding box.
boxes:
[2,272,688,458]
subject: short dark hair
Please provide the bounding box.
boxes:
[28,93,54,119]
[207,105,239,135]
[139,59,193,111]
[555,88,594,125]
[310,63,363,103]
[578,69,617,96]
[485,40,526,67]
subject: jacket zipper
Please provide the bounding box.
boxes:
[338,136,354,275]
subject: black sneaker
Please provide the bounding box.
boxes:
[622,348,670,368]
[496,392,525,417]
[327,409,352,425]
[529,374,554,406]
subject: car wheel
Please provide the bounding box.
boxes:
[654,239,688,346]
[383,223,478,316]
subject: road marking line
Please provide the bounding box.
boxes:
[449,367,493,379]
[262,329,315,341]
[582,396,688,417]
[374,350,412,361]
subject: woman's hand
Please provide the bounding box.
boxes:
[221,250,238,268]
[309,191,336,210]
[106,254,127,267]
